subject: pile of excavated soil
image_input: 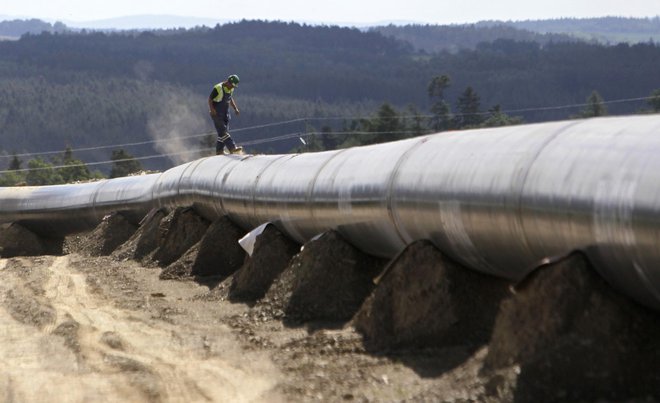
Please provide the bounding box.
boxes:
[257,230,387,324]
[485,252,660,401]
[63,212,137,256]
[111,209,166,263]
[0,223,63,257]
[285,231,386,322]
[160,216,247,280]
[195,224,300,304]
[353,240,511,351]
[152,207,210,267]
[228,224,300,302]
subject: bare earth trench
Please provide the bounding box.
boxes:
[0,254,489,402]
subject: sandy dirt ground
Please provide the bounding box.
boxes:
[0,255,283,402]
[0,253,498,403]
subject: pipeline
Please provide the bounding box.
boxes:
[1,115,660,309]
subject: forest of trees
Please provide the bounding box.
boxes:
[371,24,577,53]
[375,17,660,51]
[501,16,660,44]
[0,147,144,186]
[1,19,660,185]
[0,18,67,38]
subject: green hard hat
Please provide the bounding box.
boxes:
[228,74,240,85]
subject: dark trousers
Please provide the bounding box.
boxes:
[211,113,237,154]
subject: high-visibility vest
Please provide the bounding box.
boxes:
[212,83,233,103]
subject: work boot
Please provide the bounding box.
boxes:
[229,146,243,154]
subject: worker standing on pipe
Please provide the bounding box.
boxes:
[208,74,243,155]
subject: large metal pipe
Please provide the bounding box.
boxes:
[1,115,659,309]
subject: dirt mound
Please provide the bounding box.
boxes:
[63,212,138,256]
[158,242,202,280]
[485,252,660,402]
[353,241,511,351]
[248,230,386,325]
[108,207,209,266]
[112,209,166,263]
[160,216,247,280]
[280,230,385,323]
[152,207,210,267]
[229,224,300,302]
[0,223,63,257]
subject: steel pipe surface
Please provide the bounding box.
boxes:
[1,115,659,309]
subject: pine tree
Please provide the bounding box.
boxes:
[110,149,143,178]
[579,91,608,118]
[57,146,92,183]
[320,125,338,151]
[406,105,427,137]
[428,75,453,132]
[370,103,404,144]
[480,105,524,128]
[9,154,21,171]
[648,89,660,112]
[455,86,484,128]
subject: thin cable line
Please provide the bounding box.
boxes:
[0,129,435,174]
[0,149,207,174]
[1,94,655,161]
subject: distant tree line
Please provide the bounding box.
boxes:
[501,16,660,44]
[372,24,576,53]
[0,19,68,38]
[3,20,659,111]
[372,17,660,54]
[0,147,143,186]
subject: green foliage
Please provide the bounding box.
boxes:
[373,23,575,53]
[110,149,143,178]
[365,103,405,144]
[480,105,524,128]
[0,76,174,155]
[0,19,67,38]
[335,103,406,148]
[455,87,484,128]
[0,148,103,186]
[649,89,660,112]
[53,147,94,183]
[578,91,608,118]
[428,75,451,98]
[291,133,324,154]
[25,157,63,185]
[505,17,660,44]
[319,125,340,151]
[405,105,427,136]
[9,154,22,170]
[428,75,453,131]
[1,154,26,186]
[0,171,25,186]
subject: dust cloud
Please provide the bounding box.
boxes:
[147,95,212,165]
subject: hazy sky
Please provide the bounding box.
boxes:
[3,0,660,25]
